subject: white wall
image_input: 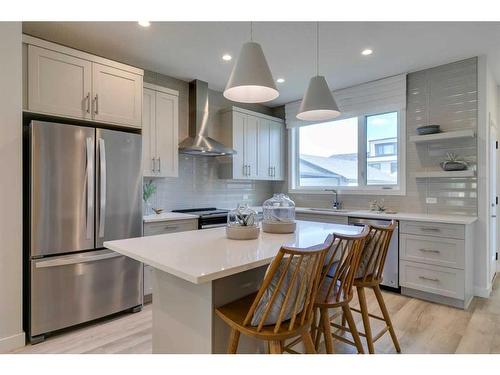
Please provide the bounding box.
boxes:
[476,56,499,297]
[0,22,24,352]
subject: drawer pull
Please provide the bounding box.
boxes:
[420,227,441,232]
[419,275,440,282]
[163,225,180,230]
[419,248,441,254]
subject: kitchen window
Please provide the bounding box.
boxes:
[289,110,405,195]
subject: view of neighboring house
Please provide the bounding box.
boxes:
[300,137,397,186]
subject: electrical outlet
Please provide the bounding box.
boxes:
[426,197,438,204]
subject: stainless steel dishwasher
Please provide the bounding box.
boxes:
[348,217,400,292]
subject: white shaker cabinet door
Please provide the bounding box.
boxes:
[270,120,285,180]
[28,45,92,120]
[231,111,246,179]
[257,120,271,180]
[92,63,143,128]
[155,91,179,177]
[142,88,157,177]
[244,115,259,179]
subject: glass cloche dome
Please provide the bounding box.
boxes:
[227,203,257,227]
[262,193,296,224]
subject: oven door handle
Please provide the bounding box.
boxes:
[201,223,227,229]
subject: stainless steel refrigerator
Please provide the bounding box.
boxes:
[27,120,143,342]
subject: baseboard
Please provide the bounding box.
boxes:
[474,286,492,298]
[0,332,25,353]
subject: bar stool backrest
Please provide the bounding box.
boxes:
[242,236,333,334]
[357,221,396,284]
[318,226,371,304]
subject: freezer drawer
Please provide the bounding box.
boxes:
[30,249,143,338]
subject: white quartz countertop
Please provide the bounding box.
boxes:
[294,207,477,225]
[105,220,363,285]
[143,212,199,223]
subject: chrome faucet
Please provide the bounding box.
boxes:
[325,189,342,210]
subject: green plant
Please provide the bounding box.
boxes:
[143,180,156,202]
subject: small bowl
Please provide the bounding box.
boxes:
[417,125,440,135]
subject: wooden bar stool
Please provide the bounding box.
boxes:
[342,221,401,354]
[215,236,333,354]
[310,226,371,354]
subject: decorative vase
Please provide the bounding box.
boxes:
[226,204,260,240]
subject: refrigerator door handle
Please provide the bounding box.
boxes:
[34,251,122,268]
[98,138,106,238]
[85,137,94,240]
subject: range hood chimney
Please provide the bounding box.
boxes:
[179,80,236,156]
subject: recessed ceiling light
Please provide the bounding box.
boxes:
[222,54,232,61]
[138,21,151,27]
[276,78,285,83]
[361,48,373,56]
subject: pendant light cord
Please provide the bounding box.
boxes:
[250,21,253,42]
[316,22,319,76]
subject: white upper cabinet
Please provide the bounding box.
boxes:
[24,35,143,129]
[218,107,285,181]
[142,84,179,178]
[142,88,156,176]
[155,90,179,177]
[92,63,142,128]
[269,120,285,180]
[28,45,92,120]
[244,115,259,179]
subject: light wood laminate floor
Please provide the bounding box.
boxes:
[13,277,500,354]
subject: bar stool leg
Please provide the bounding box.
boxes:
[357,286,375,354]
[269,340,283,354]
[373,285,401,353]
[301,331,317,354]
[341,304,365,354]
[227,328,240,354]
[321,307,334,354]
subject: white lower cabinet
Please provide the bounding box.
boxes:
[142,84,179,177]
[399,220,474,309]
[142,218,198,298]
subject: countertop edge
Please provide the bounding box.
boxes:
[294,207,478,225]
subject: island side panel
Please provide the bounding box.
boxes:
[212,265,268,354]
[152,269,213,354]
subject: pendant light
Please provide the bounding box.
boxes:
[223,22,279,103]
[297,23,340,121]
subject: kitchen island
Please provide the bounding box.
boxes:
[104,220,363,354]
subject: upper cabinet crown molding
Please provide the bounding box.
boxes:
[22,34,144,76]
[23,35,143,129]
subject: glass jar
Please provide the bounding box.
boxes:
[262,193,296,224]
[227,203,257,227]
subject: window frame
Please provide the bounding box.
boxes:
[288,107,406,196]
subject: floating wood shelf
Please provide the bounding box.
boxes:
[414,170,476,178]
[409,129,475,143]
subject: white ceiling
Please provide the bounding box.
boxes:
[22,21,500,107]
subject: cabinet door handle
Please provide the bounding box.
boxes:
[248,165,251,176]
[151,158,156,174]
[86,92,90,113]
[94,94,99,114]
[273,166,276,177]
[419,275,439,282]
[158,157,161,173]
[419,248,441,254]
[243,165,247,176]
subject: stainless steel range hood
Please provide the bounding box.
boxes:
[179,80,236,156]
